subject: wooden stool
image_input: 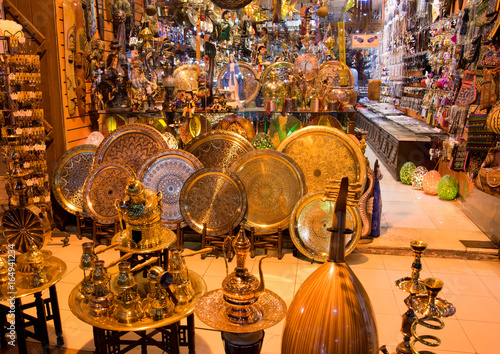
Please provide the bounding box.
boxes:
[93,221,119,246]
[250,227,284,260]
[200,223,235,261]
[75,212,93,240]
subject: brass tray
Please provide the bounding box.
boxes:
[68,271,207,331]
[138,150,204,229]
[184,130,255,173]
[179,168,247,236]
[259,61,293,88]
[309,115,343,131]
[315,60,355,95]
[216,115,256,141]
[93,123,170,175]
[267,115,303,150]
[277,126,367,193]
[178,115,212,145]
[52,144,97,215]
[230,150,307,234]
[0,256,67,300]
[217,61,260,105]
[293,54,320,81]
[195,289,287,333]
[173,64,199,94]
[84,163,135,224]
[289,191,362,261]
[112,227,177,254]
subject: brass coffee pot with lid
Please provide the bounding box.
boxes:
[221,227,266,324]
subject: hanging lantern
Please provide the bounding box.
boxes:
[316,6,329,18]
[437,175,459,200]
[411,166,428,190]
[423,170,441,195]
[400,162,416,185]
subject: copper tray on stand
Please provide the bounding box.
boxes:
[179,168,247,236]
[138,150,203,229]
[52,144,97,215]
[230,150,307,234]
[184,130,255,173]
[277,126,367,193]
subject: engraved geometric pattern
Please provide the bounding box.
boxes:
[85,163,134,224]
[180,169,247,236]
[52,144,96,215]
[230,150,307,234]
[139,151,203,228]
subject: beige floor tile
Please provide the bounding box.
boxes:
[184,254,212,277]
[433,272,491,297]
[62,312,94,331]
[260,332,282,354]
[52,281,77,311]
[200,275,224,292]
[479,275,500,297]
[295,260,321,285]
[203,256,233,277]
[375,313,403,352]
[366,288,401,316]
[382,190,413,203]
[448,294,500,323]
[421,202,481,232]
[187,328,224,354]
[351,268,393,290]
[346,252,385,269]
[466,260,500,277]
[460,320,500,354]
[382,201,429,215]
[249,260,296,283]
[265,281,294,308]
[424,258,476,275]
[384,211,438,229]
[48,327,94,351]
[59,264,86,285]
[381,254,421,272]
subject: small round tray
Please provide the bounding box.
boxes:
[138,150,203,229]
[52,144,96,215]
[230,150,307,234]
[289,191,361,261]
[195,289,287,333]
[179,168,247,236]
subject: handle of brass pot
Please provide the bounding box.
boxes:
[106,253,133,268]
[95,242,119,255]
[182,247,213,257]
[130,257,159,273]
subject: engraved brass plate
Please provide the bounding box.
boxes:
[184,130,255,173]
[260,61,293,89]
[94,123,169,175]
[216,115,256,141]
[230,150,307,234]
[293,54,320,81]
[195,289,287,333]
[315,60,355,94]
[52,144,96,215]
[178,115,212,145]
[138,150,203,229]
[277,126,367,193]
[217,61,260,105]
[179,169,247,236]
[290,191,362,261]
[173,64,199,94]
[84,163,135,224]
[267,115,303,150]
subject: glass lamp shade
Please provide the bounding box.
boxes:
[437,175,459,200]
[163,132,179,149]
[411,166,428,190]
[423,170,441,195]
[86,131,105,146]
[400,162,416,185]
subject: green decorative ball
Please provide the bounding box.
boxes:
[400,162,416,185]
[437,175,459,200]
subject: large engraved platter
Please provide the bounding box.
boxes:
[315,60,355,95]
[173,64,199,93]
[94,123,169,174]
[290,191,361,261]
[230,150,307,234]
[179,169,247,236]
[84,163,135,224]
[184,130,255,172]
[260,61,293,89]
[277,126,366,193]
[52,144,96,215]
[217,61,260,105]
[138,150,203,229]
[293,54,320,81]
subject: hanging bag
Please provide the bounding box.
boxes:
[456,70,477,106]
[486,99,500,133]
[480,68,498,109]
[475,148,500,197]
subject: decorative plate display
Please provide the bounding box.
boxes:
[52,144,96,215]
[178,115,212,145]
[315,60,355,94]
[217,61,260,105]
[216,115,256,141]
[93,123,169,175]
[309,115,343,131]
[277,126,367,193]
[84,163,135,224]
[173,64,199,93]
[138,150,203,229]
[163,132,179,149]
[230,150,307,234]
[293,54,320,82]
[252,132,275,149]
[267,115,303,150]
[260,61,293,89]
[289,191,362,261]
[184,130,255,172]
[179,168,247,236]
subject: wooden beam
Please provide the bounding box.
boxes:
[3,0,46,45]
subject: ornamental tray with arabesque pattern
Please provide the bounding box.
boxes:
[315,60,355,95]
[84,163,135,224]
[184,130,255,173]
[229,150,307,234]
[289,191,362,261]
[93,123,170,175]
[277,126,367,193]
[137,150,203,229]
[52,144,96,215]
[179,168,247,236]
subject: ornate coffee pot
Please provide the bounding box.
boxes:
[142,266,175,321]
[80,242,98,297]
[221,227,266,324]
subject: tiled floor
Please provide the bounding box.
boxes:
[10,146,500,354]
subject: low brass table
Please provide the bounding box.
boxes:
[0,256,67,354]
[68,271,206,353]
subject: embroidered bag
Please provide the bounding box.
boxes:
[456,70,476,106]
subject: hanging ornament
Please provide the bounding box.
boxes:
[211,0,254,10]
[281,0,300,21]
